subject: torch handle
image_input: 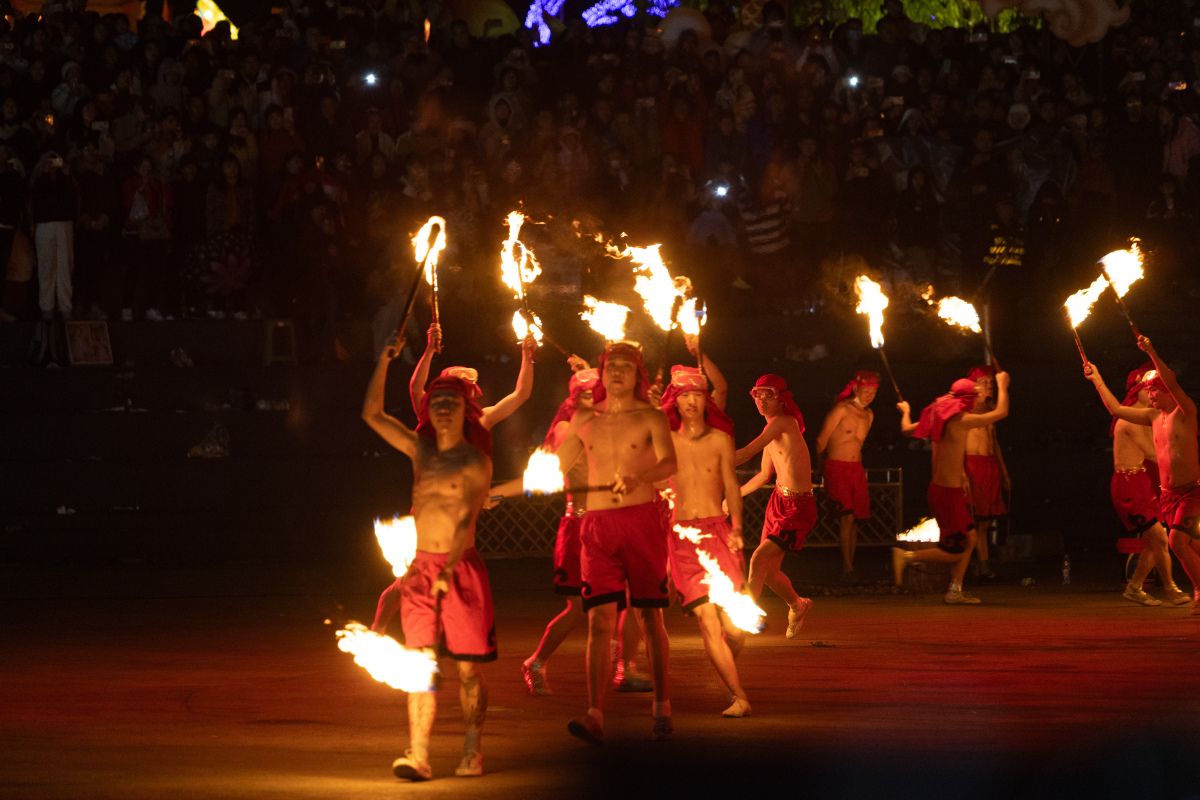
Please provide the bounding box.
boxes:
[877,346,904,403]
[981,335,1002,374]
[522,483,617,499]
[1062,306,1089,365]
[1101,268,1143,339]
[394,225,440,340]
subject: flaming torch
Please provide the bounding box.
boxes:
[412,216,447,333]
[675,525,765,633]
[934,295,1002,371]
[679,297,707,370]
[896,517,940,543]
[374,516,417,577]
[1098,240,1145,338]
[853,275,903,402]
[336,623,438,692]
[1063,276,1108,365]
[581,295,631,342]
[522,447,565,496]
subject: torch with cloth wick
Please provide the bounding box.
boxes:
[499,210,573,357]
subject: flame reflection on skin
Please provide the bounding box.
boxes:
[523,448,565,495]
[674,525,765,634]
[336,623,439,692]
[854,275,889,348]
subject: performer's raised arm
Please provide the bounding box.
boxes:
[1084,362,1158,425]
[362,339,417,457]
[482,335,536,428]
[685,333,728,410]
[408,323,442,414]
[961,371,1010,429]
[1139,335,1194,417]
[897,400,917,436]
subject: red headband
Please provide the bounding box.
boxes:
[836,370,881,402]
[751,374,805,432]
[543,369,600,448]
[966,365,995,382]
[912,378,978,442]
[660,365,734,437]
[594,341,650,404]
[437,366,483,399]
[416,376,492,457]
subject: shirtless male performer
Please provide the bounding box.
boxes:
[894,372,1010,604]
[661,362,752,718]
[372,324,535,633]
[815,370,879,582]
[1084,346,1199,610]
[736,374,815,639]
[409,322,536,429]
[361,338,496,781]
[964,366,1009,581]
[556,341,678,743]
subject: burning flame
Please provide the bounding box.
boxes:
[678,297,707,337]
[1064,276,1110,328]
[412,216,447,284]
[896,517,940,543]
[581,295,630,342]
[609,242,677,331]
[512,310,544,346]
[423,18,431,43]
[935,296,982,334]
[499,211,542,301]
[1099,240,1144,298]
[374,516,417,577]
[522,448,564,495]
[336,623,438,692]
[674,525,765,634]
[854,275,889,348]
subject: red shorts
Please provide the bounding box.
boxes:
[553,514,583,595]
[762,489,817,552]
[580,501,669,611]
[927,483,974,554]
[400,549,497,662]
[1111,469,1159,535]
[965,455,1007,519]
[823,459,870,519]
[670,516,745,611]
[1160,481,1200,540]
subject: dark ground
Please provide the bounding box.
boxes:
[4,548,1199,800]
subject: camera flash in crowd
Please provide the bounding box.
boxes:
[848,74,860,88]
[713,184,729,198]
[364,72,378,86]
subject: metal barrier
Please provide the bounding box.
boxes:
[476,468,903,559]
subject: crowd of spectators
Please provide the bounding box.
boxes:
[1,0,1199,364]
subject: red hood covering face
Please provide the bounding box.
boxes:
[593,341,650,405]
[660,365,735,437]
[836,370,881,402]
[1123,362,1157,406]
[417,376,492,458]
[438,366,483,399]
[542,369,600,448]
[751,374,805,433]
[912,378,979,442]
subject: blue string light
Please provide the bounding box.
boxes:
[525,0,679,43]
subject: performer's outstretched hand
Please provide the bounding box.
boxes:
[1137,334,1153,354]
[995,371,1011,389]
[567,354,591,372]
[611,473,639,496]
[382,338,405,361]
[1083,361,1101,383]
[896,400,910,415]
[427,323,442,353]
[433,570,451,596]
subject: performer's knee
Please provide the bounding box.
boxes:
[587,603,618,635]
[456,661,482,687]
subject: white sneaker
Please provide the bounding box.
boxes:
[144,308,164,322]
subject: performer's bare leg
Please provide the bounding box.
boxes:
[748,539,800,606]
[456,662,487,775]
[585,604,618,713]
[636,607,670,705]
[405,691,436,767]
[894,530,976,587]
[1168,530,1200,600]
[1142,525,1183,592]
[838,515,856,576]
[694,603,749,716]
[370,579,403,633]
[527,600,585,666]
[721,610,746,659]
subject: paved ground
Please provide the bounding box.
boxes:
[3,552,1199,800]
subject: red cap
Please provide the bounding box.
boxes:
[416,375,492,457]
[836,370,881,402]
[750,374,805,432]
[593,341,650,405]
[912,378,978,442]
[660,365,735,437]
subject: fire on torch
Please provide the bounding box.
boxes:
[854,275,903,402]
[1098,240,1145,339]
[932,295,1002,372]
[675,525,765,633]
[580,295,631,342]
[1063,276,1108,365]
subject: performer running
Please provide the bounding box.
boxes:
[815,370,879,582]
[361,338,496,781]
[1083,346,1199,610]
[409,322,536,429]
[556,341,677,744]
[894,372,1011,604]
[736,374,815,639]
[964,366,1009,581]
[661,362,751,718]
